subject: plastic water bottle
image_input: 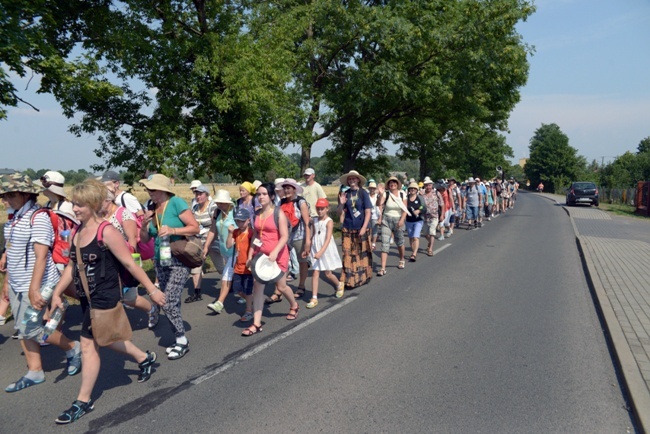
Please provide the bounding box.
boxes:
[22,282,56,325]
[160,235,172,267]
[42,298,69,339]
[60,229,71,258]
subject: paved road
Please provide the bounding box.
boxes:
[0,192,636,432]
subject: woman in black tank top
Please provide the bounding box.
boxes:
[49,180,164,425]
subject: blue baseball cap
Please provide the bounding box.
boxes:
[234,208,251,221]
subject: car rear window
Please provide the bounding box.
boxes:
[574,182,596,189]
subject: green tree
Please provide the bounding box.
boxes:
[524,123,583,193]
[637,137,650,154]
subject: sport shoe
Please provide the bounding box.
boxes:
[239,311,254,322]
[306,299,319,309]
[55,399,94,424]
[207,300,224,314]
[137,351,157,383]
[148,305,159,329]
[0,313,12,325]
[67,345,82,376]
[11,330,19,339]
[438,235,445,241]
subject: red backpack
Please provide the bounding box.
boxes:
[30,208,79,266]
[280,196,308,232]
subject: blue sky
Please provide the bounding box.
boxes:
[1,0,649,172]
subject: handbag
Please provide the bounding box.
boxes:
[171,236,204,268]
[75,229,133,347]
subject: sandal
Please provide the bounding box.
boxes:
[264,292,283,304]
[287,304,300,320]
[409,255,417,262]
[295,287,306,299]
[241,324,263,336]
[426,248,433,256]
[166,343,190,360]
[55,399,94,424]
[377,269,386,277]
[335,282,345,298]
[184,295,196,303]
[398,260,405,269]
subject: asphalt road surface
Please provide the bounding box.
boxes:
[0,192,636,433]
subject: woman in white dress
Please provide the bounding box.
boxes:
[307,198,343,308]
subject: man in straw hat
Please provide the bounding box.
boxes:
[0,173,82,392]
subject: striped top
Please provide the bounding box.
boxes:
[4,202,60,292]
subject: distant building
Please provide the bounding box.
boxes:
[0,168,16,175]
[519,158,528,168]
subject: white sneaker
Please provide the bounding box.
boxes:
[438,235,445,241]
[207,301,224,314]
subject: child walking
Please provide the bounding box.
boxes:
[307,198,343,308]
[226,208,255,322]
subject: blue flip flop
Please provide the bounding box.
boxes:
[5,376,45,393]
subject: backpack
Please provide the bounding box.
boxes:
[96,221,140,288]
[30,208,79,266]
[120,196,154,260]
[495,182,502,195]
[254,206,291,235]
[280,196,308,232]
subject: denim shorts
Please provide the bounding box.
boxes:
[406,220,424,239]
[232,273,254,296]
[466,206,479,220]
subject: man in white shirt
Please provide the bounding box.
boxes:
[300,168,326,218]
[99,170,144,217]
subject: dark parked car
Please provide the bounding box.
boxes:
[566,182,599,206]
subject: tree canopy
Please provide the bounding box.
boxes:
[524,123,583,193]
[2,0,534,180]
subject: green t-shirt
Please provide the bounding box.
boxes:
[148,196,190,260]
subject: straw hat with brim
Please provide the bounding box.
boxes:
[139,174,174,194]
[274,178,285,191]
[339,170,367,186]
[423,177,433,185]
[0,173,44,195]
[213,189,233,205]
[281,178,304,195]
[368,182,377,188]
[250,253,283,284]
[386,176,402,189]
[407,181,419,190]
[468,177,476,183]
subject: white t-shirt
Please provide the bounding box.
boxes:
[115,191,143,215]
[4,203,60,292]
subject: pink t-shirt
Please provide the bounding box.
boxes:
[253,209,289,272]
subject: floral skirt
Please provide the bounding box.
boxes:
[341,228,373,288]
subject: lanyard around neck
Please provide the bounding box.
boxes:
[155,201,169,230]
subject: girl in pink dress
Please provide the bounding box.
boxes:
[243,183,299,336]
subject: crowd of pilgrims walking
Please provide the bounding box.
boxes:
[0,167,518,424]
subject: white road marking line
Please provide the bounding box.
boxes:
[434,244,451,254]
[191,296,357,385]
